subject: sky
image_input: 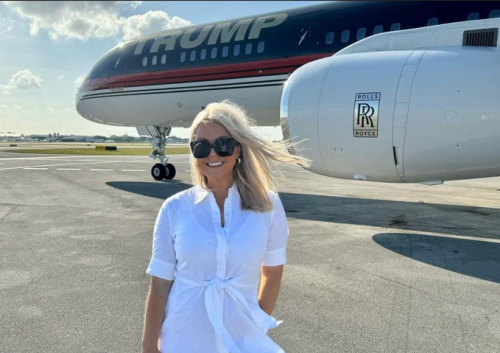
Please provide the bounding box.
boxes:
[0,1,327,139]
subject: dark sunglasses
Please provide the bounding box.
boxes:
[189,138,240,159]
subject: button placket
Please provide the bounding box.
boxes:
[223,195,232,275]
[208,193,227,280]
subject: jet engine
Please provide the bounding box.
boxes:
[281,45,500,184]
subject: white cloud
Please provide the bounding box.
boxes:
[121,10,191,41]
[57,75,65,80]
[2,1,191,41]
[0,15,16,35]
[13,105,24,110]
[1,70,42,91]
[74,75,84,86]
[128,1,142,9]
[0,104,8,109]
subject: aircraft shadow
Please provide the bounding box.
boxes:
[278,192,500,240]
[107,180,192,200]
[106,182,500,240]
[373,233,500,284]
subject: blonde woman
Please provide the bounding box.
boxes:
[141,100,309,353]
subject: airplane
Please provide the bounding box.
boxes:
[75,1,500,184]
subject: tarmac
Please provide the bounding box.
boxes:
[0,151,499,353]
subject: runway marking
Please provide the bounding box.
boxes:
[90,169,113,172]
[298,171,310,173]
[122,170,145,172]
[56,168,81,171]
[23,168,48,170]
[0,156,113,161]
[0,160,142,171]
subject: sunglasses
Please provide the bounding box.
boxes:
[189,138,240,159]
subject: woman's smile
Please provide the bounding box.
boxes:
[206,161,225,168]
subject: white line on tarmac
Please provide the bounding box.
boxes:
[24,168,48,170]
[0,156,111,161]
[0,160,129,171]
[56,168,81,171]
[90,169,113,172]
[122,170,145,172]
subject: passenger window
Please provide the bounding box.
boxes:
[180,52,186,62]
[222,46,229,57]
[490,10,500,18]
[357,28,366,40]
[391,23,401,31]
[234,45,240,56]
[257,41,265,53]
[211,47,217,58]
[161,54,166,64]
[427,18,438,26]
[201,49,206,60]
[341,30,350,42]
[152,56,157,65]
[468,13,479,21]
[245,43,252,54]
[373,25,383,34]
[190,51,196,61]
[142,57,147,67]
[325,32,334,44]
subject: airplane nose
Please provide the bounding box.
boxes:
[75,72,92,117]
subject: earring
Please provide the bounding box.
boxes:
[236,158,241,165]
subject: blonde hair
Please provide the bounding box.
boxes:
[189,99,310,212]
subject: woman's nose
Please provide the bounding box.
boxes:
[208,146,217,157]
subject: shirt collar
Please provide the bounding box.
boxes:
[194,182,240,204]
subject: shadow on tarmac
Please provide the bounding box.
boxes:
[107,182,500,240]
[373,233,500,284]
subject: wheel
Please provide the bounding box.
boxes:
[165,163,176,180]
[151,163,166,180]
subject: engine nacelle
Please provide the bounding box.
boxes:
[281,47,500,183]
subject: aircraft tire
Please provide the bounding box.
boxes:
[165,163,176,180]
[151,163,166,180]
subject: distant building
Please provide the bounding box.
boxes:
[0,132,22,141]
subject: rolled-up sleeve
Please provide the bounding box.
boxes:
[262,193,289,266]
[146,199,176,280]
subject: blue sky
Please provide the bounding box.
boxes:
[0,1,327,139]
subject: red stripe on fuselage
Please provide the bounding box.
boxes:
[82,53,334,93]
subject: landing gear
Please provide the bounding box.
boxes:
[151,163,176,181]
[137,125,178,181]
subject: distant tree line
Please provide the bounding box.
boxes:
[9,133,188,143]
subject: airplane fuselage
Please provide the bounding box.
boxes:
[76,1,500,128]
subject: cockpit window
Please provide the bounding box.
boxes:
[92,54,113,78]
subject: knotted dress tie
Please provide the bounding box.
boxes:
[176,276,281,353]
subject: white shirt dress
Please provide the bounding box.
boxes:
[146,183,289,353]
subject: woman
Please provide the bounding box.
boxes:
[141,100,309,353]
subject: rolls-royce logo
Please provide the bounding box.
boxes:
[354,92,380,138]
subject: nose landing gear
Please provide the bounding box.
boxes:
[137,125,178,181]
